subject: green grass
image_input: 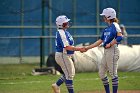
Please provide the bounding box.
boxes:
[0,64,140,93]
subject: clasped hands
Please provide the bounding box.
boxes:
[79,47,88,53]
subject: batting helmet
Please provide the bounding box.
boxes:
[100,8,116,20]
[56,15,70,28]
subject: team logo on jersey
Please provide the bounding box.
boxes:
[104,32,110,36]
[69,36,73,41]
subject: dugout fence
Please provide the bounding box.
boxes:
[0,32,140,64]
[0,0,140,64]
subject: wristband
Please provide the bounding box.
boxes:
[116,36,123,42]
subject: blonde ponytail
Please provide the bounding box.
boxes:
[110,18,119,23]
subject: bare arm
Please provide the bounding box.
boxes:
[65,46,84,51]
[86,39,103,50]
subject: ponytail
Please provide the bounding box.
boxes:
[110,18,119,23]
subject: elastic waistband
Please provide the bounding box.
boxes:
[104,44,118,49]
[55,52,73,56]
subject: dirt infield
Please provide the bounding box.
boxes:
[80,90,140,93]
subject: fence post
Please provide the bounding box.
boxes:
[40,0,45,68]
[19,0,24,63]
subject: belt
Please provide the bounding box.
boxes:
[56,50,63,52]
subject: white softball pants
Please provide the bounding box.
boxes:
[99,44,120,79]
[55,52,75,80]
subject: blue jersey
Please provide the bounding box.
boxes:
[100,22,121,47]
[55,29,74,54]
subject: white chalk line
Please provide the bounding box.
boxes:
[0,76,139,85]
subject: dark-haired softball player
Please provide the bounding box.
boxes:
[85,8,123,93]
[52,15,85,93]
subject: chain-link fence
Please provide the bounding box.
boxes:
[0,0,140,64]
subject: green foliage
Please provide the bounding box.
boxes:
[0,64,140,93]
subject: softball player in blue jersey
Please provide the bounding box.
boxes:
[85,8,123,93]
[52,15,85,93]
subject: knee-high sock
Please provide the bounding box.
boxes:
[65,79,74,93]
[102,76,110,93]
[112,77,118,93]
[56,75,66,86]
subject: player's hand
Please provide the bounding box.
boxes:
[80,47,87,53]
[85,46,90,50]
[105,43,111,48]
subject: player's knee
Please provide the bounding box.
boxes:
[98,71,106,79]
[66,76,73,80]
[110,74,118,79]
[109,72,118,79]
[66,75,75,80]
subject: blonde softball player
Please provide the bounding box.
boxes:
[52,15,85,93]
[85,8,123,93]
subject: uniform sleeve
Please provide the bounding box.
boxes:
[58,30,69,47]
[113,22,121,33]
